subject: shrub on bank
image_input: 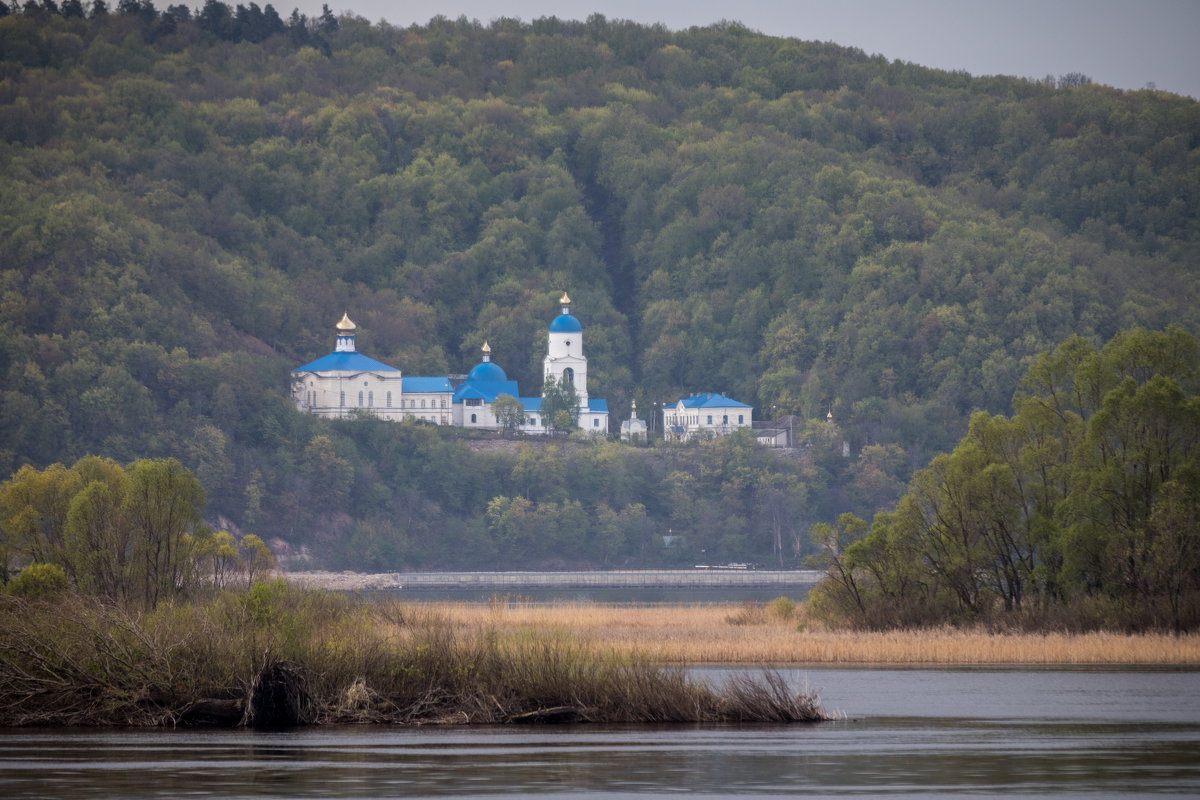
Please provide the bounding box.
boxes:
[0,585,827,727]
[767,596,797,621]
[4,563,69,599]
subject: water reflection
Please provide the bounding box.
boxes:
[2,668,1198,798]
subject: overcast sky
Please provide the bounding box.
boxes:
[280,0,1199,99]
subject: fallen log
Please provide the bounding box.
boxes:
[179,698,244,727]
[507,706,585,724]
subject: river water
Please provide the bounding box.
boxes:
[392,585,812,604]
[1,667,1197,798]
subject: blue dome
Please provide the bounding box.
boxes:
[467,360,507,381]
[549,313,582,333]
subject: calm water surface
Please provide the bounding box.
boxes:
[1,668,1197,799]
[389,585,814,604]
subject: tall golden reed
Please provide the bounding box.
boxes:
[405,600,1200,665]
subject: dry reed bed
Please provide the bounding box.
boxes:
[0,590,828,727]
[410,601,1200,666]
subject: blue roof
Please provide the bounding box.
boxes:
[454,386,490,401]
[453,379,520,404]
[667,393,752,410]
[518,398,607,413]
[467,360,508,381]
[549,313,582,333]
[293,351,400,373]
[403,377,453,393]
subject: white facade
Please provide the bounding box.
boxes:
[292,296,609,434]
[755,428,789,448]
[541,294,608,434]
[291,313,414,421]
[544,293,589,407]
[662,393,754,441]
[620,401,649,442]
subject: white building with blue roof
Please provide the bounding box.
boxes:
[451,340,522,428]
[662,392,753,441]
[540,293,608,434]
[292,295,609,435]
[291,313,419,421]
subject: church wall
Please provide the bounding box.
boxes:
[662,400,752,441]
[293,371,404,420]
[399,392,452,425]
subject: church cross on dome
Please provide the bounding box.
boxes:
[335,312,357,352]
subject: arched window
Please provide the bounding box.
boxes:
[738,415,744,424]
[470,413,477,424]
[358,391,364,407]
[368,391,374,407]
[562,367,574,386]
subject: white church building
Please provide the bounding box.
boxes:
[662,392,753,441]
[291,294,609,434]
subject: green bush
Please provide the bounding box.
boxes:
[5,563,69,599]
[767,596,797,621]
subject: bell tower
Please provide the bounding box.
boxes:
[544,292,588,405]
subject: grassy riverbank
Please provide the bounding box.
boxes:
[4,585,1194,728]
[0,585,825,728]
[418,600,1200,666]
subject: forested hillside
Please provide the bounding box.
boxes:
[1,4,1197,570]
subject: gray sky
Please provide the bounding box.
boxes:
[283,0,1200,99]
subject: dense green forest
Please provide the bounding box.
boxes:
[810,327,1200,631]
[0,4,1197,575]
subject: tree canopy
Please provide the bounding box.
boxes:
[810,327,1200,631]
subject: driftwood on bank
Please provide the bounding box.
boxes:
[179,698,244,727]
[169,662,309,728]
[507,705,587,724]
